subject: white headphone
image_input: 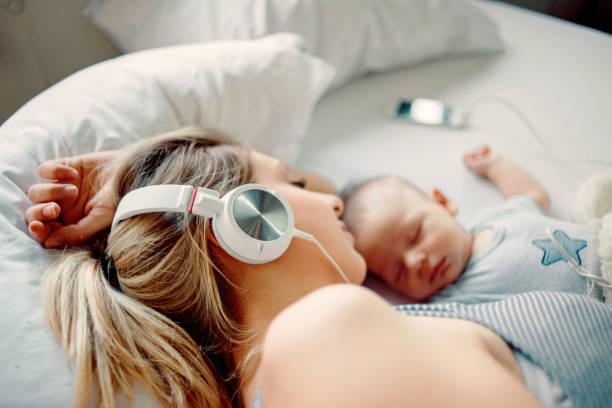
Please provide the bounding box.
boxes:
[111,183,349,281]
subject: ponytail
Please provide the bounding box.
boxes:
[42,249,230,407]
[43,128,253,407]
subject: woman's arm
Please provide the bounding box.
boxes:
[260,284,541,408]
[26,152,337,247]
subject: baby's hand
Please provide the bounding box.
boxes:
[463,145,501,178]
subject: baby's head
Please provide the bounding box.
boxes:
[343,176,472,300]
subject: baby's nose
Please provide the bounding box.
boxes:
[404,251,427,272]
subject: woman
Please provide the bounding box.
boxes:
[26,128,611,408]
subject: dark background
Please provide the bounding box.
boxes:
[497,0,612,33]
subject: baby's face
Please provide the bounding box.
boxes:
[346,178,471,300]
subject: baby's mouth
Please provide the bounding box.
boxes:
[428,258,446,284]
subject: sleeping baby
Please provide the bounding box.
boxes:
[342,145,609,304]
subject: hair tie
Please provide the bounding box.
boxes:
[103,256,124,293]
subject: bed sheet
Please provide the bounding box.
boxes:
[296,0,612,227]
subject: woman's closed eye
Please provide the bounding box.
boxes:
[290,178,307,189]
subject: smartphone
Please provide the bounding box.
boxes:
[385,98,468,128]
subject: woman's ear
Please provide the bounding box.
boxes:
[428,188,459,216]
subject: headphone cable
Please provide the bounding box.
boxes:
[294,229,351,283]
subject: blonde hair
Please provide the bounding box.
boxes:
[42,127,252,407]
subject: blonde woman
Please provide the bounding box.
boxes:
[26,128,611,408]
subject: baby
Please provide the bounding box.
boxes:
[342,145,605,304]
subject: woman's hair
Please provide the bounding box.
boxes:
[42,127,253,408]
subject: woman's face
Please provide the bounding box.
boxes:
[249,150,367,284]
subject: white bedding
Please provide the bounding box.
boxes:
[1,1,611,407]
[297,1,612,225]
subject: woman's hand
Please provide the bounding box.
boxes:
[463,145,501,178]
[26,151,118,248]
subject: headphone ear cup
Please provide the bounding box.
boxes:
[211,184,295,264]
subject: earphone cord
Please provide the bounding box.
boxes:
[545,227,612,294]
[467,97,612,292]
[293,229,351,283]
[466,95,612,185]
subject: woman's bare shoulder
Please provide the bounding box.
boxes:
[259,284,541,408]
[263,284,401,349]
[270,284,392,325]
[260,284,410,406]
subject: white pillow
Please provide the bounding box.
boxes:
[0,33,333,407]
[1,33,334,165]
[84,0,504,88]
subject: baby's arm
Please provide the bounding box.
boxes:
[464,145,550,213]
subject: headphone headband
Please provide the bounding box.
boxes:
[111,184,295,264]
[111,184,224,230]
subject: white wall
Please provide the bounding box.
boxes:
[0,0,119,124]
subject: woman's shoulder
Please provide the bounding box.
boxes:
[257,284,539,408]
[262,284,395,354]
[274,283,390,322]
[262,283,508,360]
[258,284,409,406]
[245,285,385,407]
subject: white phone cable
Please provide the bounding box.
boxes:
[545,227,612,294]
[468,97,612,294]
[466,95,612,185]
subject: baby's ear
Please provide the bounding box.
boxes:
[428,188,459,216]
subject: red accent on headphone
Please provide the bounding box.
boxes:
[189,187,198,214]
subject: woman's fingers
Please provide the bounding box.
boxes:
[25,202,61,225]
[43,207,115,248]
[28,220,48,243]
[38,160,79,182]
[28,183,78,205]
[28,220,63,244]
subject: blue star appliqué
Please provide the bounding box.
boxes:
[532,230,587,266]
